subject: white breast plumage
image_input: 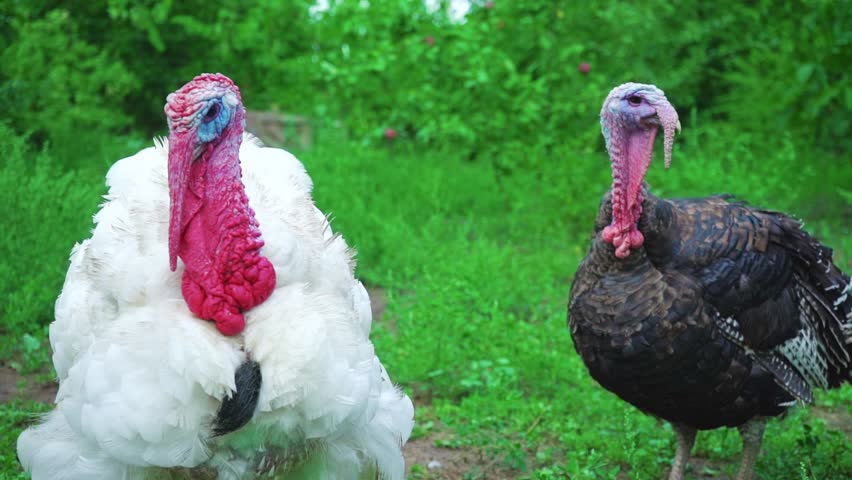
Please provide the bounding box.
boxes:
[17,134,413,480]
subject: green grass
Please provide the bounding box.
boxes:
[1,122,850,479]
[0,401,51,480]
[0,125,116,372]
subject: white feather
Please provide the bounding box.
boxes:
[18,134,414,479]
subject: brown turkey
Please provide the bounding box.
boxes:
[568,82,851,480]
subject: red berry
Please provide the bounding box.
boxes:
[578,62,591,74]
[384,128,398,140]
[485,1,495,9]
[424,35,435,46]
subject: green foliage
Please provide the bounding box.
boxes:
[295,0,851,159]
[710,0,850,152]
[0,400,51,479]
[0,124,106,370]
[2,1,848,164]
[0,8,138,166]
[1,0,319,147]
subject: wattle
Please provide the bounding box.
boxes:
[177,156,276,335]
[604,126,657,258]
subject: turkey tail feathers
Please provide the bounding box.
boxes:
[768,212,852,387]
[213,360,262,436]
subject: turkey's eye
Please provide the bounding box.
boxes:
[627,95,642,106]
[203,103,221,122]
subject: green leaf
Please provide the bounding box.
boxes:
[21,334,40,353]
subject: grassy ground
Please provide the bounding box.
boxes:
[1,123,850,479]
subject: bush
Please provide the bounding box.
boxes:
[710,0,850,153]
[0,8,138,167]
[309,0,850,158]
[2,1,847,166]
[0,124,104,368]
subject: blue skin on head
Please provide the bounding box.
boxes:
[197,98,231,143]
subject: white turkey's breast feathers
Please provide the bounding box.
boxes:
[23,134,413,480]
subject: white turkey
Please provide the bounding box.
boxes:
[17,73,414,480]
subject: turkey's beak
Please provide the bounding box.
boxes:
[167,132,202,271]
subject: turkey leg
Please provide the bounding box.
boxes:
[668,423,697,480]
[735,417,767,480]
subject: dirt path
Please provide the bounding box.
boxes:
[403,436,520,479]
[0,364,56,404]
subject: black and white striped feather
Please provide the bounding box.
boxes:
[706,206,851,405]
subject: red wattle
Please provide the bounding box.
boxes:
[171,115,276,336]
[604,125,657,258]
[176,171,276,335]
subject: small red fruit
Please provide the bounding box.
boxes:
[424,35,435,46]
[578,62,591,74]
[485,1,495,9]
[384,128,398,140]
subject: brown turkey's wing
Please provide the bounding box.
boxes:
[666,197,851,392]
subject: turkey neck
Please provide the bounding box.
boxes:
[602,125,659,258]
[176,112,276,335]
[590,189,675,274]
[179,118,262,271]
[588,231,652,274]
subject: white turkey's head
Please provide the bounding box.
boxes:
[163,73,246,272]
[161,74,274,337]
[598,83,681,259]
[165,73,243,156]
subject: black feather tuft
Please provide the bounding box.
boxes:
[213,360,262,436]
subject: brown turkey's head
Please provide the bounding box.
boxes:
[599,83,680,259]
